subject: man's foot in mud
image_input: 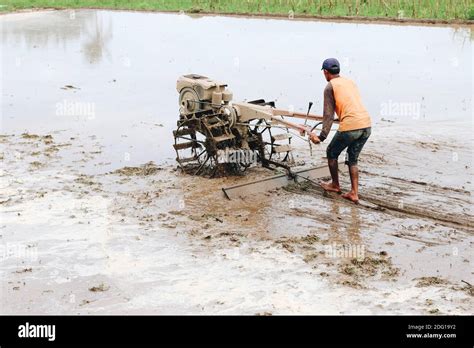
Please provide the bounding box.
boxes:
[320,181,341,193]
[342,191,359,204]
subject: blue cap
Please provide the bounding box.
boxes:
[321,58,340,72]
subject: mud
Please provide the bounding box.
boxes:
[1,125,473,314]
[109,162,162,176]
[1,10,473,314]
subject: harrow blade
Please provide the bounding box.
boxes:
[222,165,330,200]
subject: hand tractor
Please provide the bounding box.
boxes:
[172,74,337,198]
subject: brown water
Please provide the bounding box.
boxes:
[1,10,472,172]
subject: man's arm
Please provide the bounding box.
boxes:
[319,82,335,142]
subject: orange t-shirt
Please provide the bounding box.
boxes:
[331,77,371,132]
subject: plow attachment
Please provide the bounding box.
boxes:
[222,164,330,200]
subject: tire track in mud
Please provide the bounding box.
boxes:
[284,179,474,232]
[360,170,472,196]
[357,170,473,230]
[358,193,473,231]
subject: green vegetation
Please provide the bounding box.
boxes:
[468,5,474,19]
[1,0,473,21]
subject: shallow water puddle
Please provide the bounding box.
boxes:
[1,10,472,172]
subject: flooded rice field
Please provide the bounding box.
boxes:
[0,10,473,314]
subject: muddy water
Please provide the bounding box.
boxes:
[1,10,473,314]
[1,10,472,171]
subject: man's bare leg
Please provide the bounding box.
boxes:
[320,159,341,193]
[342,165,359,203]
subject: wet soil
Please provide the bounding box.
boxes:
[1,118,472,314]
[0,9,472,314]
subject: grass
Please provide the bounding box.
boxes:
[0,0,473,21]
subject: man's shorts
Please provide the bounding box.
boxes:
[326,127,371,166]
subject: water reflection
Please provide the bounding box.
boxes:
[328,202,362,245]
[1,10,112,65]
[81,12,113,64]
[347,205,361,241]
[1,10,472,169]
[450,27,473,47]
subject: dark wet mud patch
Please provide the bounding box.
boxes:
[412,276,473,297]
[29,161,46,170]
[176,159,252,179]
[415,276,449,287]
[21,133,54,144]
[340,254,400,279]
[89,283,110,292]
[109,161,163,176]
[272,232,400,287]
[14,268,33,274]
[21,133,49,139]
[73,174,103,192]
[0,134,13,143]
[359,152,388,165]
[274,234,321,254]
[414,140,464,152]
[4,134,73,170]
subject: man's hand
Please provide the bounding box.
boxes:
[309,134,321,144]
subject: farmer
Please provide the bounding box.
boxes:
[309,58,372,203]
